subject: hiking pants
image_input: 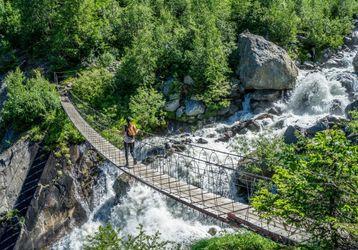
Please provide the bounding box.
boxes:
[124,141,136,165]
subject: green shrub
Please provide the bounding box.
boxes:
[70,68,115,109]
[251,126,358,249]
[129,86,166,131]
[191,232,280,250]
[84,224,121,250]
[0,0,21,41]
[1,69,83,154]
[42,110,84,153]
[84,224,171,250]
[1,68,60,131]
[234,135,286,177]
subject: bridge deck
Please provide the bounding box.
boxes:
[61,97,307,244]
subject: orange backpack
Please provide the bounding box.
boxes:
[127,123,138,137]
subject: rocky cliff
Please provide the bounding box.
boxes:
[0,137,38,214]
[0,137,104,250]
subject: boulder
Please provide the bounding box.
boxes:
[329,99,343,115]
[324,58,350,68]
[251,100,273,114]
[184,75,194,85]
[251,90,281,102]
[353,53,358,73]
[345,100,358,119]
[176,106,185,118]
[185,100,205,116]
[334,73,356,97]
[162,77,175,96]
[196,138,208,144]
[283,125,301,144]
[344,36,352,46]
[113,174,131,199]
[305,116,346,137]
[237,32,298,90]
[300,61,316,70]
[165,99,180,112]
[208,227,217,236]
[231,120,260,134]
[267,106,282,116]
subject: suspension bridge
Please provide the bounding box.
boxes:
[0,73,307,249]
[59,88,307,244]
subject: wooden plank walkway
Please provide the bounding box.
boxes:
[61,97,307,244]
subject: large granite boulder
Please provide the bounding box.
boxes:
[185,99,205,116]
[237,32,298,90]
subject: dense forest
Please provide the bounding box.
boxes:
[0,1,357,249]
[1,0,357,135]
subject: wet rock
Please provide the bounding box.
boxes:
[215,131,233,143]
[272,119,285,129]
[146,145,166,158]
[237,31,298,90]
[251,100,273,114]
[329,99,343,115]
[267,106,282,116]
[324,58,350,68]
[251,90,281,102]
[165,99,180,112]
[196,138,208,144]
[334,73,356,97]
[353,53,358,73]
[306,116,347,137]
[180,133,191,138]
[185,100,205,116]
[206,133,216,138]
[208,227,217,236]
[284,125,302,144]
[345,100,358,119]
[176,106,185,118]
[322,48,333,61]
[232,120,260,134]
[300,61,315,70]
[172,143,186,152]
[351,28,358,45]
[113,174,132,199]
[254,113,274,121]
[344,36,352,46]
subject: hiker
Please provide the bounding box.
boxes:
[123,117,138,167]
